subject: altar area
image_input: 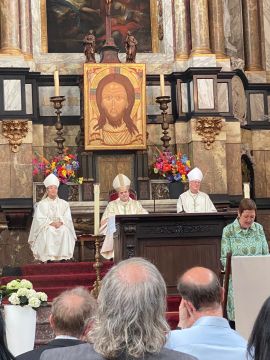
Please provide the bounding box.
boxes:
[0,0,270,271]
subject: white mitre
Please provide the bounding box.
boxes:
[112,174,131,190]
[187,167,203,182]
[43,173,60,188]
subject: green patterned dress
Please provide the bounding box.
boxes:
[221,218,269,321]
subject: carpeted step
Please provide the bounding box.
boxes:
[35,285,93,302]
[167,295,181,312]
[22,261,113,276]
[1,272,101,287]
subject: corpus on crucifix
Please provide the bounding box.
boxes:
[105,0,114,46]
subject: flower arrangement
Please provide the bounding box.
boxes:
[153,148,191,182]
[33,150,83,184]
[0,279,48,309]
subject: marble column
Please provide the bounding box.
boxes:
[0,0,21,55]
[208,0,225,58]
[242,0,262,71]
[190,0,211,54]
[175,0,190,60]
[19,0,32,59]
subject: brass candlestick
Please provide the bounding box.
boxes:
[156,96,172,150]
[91,235,104,299]
[50,95,66,154]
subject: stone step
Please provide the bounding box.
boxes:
[35,305,53,347]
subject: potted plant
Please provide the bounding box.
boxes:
[33,149,83,201]
[152,148,191,198]
[1,279,48,356]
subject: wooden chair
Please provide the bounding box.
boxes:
[76,232,104,262]
[222,252,232,318]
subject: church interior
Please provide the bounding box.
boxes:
[0,0,269,349]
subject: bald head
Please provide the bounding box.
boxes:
[51,287,96,338]
[181,267,216,286]
[177,267,222,311]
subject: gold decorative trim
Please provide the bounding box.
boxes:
[40,0,48,53]
[0,48,22,55]
[195,117,223,150]
[2,120,29,153]
[150,0,159,53]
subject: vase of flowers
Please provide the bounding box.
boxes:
[33,150,83,201]
[152,148,191,199]
[1,279,48,356]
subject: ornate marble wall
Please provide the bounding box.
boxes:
[0,0,269,269]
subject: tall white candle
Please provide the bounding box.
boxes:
[243,182,250,199]
[160,74,165,96]
[94,183,100,235]
[54,70,60,97]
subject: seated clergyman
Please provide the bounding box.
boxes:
[28,173,76,263]
[100,174,148,259]
[177,167,217,213]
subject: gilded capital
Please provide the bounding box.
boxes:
[2,120,29,152]
[195,117,223,149]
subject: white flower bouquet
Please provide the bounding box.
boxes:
[0,279,47,309]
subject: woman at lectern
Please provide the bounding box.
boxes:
[221,198,269,328]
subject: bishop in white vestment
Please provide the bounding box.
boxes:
[177,167,217,213]
[100,174,148,259]
[28,174,76,262]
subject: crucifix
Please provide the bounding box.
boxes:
[100,0,121,63]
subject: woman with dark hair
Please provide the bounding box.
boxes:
[221,198,269,328]
[0,311,13,360]
[247,296,270,360]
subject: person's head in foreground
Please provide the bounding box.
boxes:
[112,173,131,203]
[43,173,60,200]
[89,257,170,358]
[177,266,223,329]
[237,198,257,229]
[247,296,270,360]
[50,287,96,339]
[187,167,203,194]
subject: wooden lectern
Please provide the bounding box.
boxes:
[114,212,236,294]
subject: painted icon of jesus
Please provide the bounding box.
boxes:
[84,64,146,150]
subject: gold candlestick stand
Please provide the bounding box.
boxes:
[156,96,172,150]
[50,95,66,154]
[91,234,104,299]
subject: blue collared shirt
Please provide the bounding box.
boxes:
[165,316,247,360]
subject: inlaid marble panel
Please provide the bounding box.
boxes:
[250,93,265,121]
[188,55,216,68]
[147,85,172,116]
[223,0,244,59]
[252,130,270,151]
[197,79,214,109]
[190,81,194,112]
[218,83,229,113]
[38,86,80,117]
[25,84,33,114]
[4,80,22,111]
[179,82,188,113]
[191,140,227,194]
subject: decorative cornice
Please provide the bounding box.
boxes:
[195,117,223,150]
[2,120,28,152]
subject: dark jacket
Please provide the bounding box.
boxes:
[15,338,85,360]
